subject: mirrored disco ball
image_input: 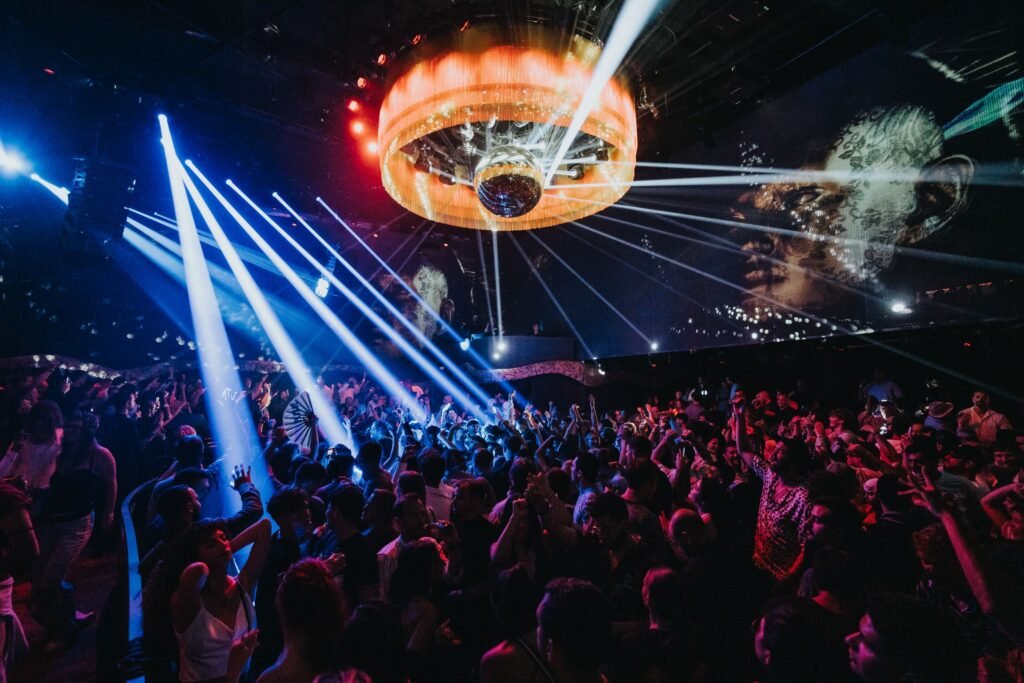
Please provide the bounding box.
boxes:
[473,146,544,218]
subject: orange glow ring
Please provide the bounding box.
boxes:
[378,40,636,231]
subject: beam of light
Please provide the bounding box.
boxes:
[556,225,746,332]
[584,211,989,323]
[157,115,259,516]
[126,216,313,335]
[203,181,424,422]
[594,159,1024,188]
[272,194,485,414]
[943,76,1024,140]
[237,189,487,420]
[0,141,29,176]
[118,227,198,342]
[559,166,1024,190]
[491,229,505,341]
[29,173,69,204]
[508,235,597,360]
[573,196,1024,275]
[573,219,1022,402]
[526,231,652,346]
[476,230,497,335]
[365,218,427,282]
[124,207,293,276]
[124,222,259,340]
[185,163,423,436]
[543,0,665,185]
[310,198,494,409]
[317,199,528,412]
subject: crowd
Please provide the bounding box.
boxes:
[0,362,1022,682]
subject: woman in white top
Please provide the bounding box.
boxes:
[0,400,63,491]
[145,516,271,682]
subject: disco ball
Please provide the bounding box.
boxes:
[473,146,544,218]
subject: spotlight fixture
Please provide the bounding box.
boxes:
[497,340,508,352]
[459,338,471,351]
[378,27,636,231]
[492,352,500,361]
[351,120,366,135]
[0,144,28,176]
[890,301,912,314]
[356,77,368,89]
[366,141,379,154]
[377,53,388,66]
[347,100,360,112]
[650,341,659,351]
[411,33,424,45]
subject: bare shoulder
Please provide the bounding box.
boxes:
[93,445,117,472]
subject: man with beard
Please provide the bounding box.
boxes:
[732,394,813,580]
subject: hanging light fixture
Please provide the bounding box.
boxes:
[377,27,637,231]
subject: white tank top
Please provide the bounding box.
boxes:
[176,585,254,682]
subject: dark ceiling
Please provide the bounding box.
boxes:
[3,0,953,224]
[2,0,988,368]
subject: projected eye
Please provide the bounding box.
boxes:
[782,186,823,208]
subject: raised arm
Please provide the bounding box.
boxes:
[731,398,758,473]
[234,517,272,594]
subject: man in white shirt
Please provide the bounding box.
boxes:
[377,494,461,597]
[420,450,455,522]
[957,391,1012,447]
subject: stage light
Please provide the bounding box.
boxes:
[598,367,607,376]
[650,341,659,351]
[377,53,388,66]
[30,173,70,204]
[497,340,508,352]
[351,120,366,135]
[0,144,28,176]
[492,352,501,361]
[751,332,759,339]
[411,33,424,45]
[315,276,330,298]
[43,67,55,75]
[891,301,912,314]
[366,141,378,154]
[459,338,471,351]
[356,77,368,89]
[347,100,360,112]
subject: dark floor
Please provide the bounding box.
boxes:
[10,551,119,683]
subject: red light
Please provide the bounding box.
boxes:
[356,77,367,89]
[442,242,449,248]
[411,34,423,45]
[377,53,387,66]
[366,141,379,154]
[351,120,366,135]
[347,100,360,112]
[963,341,973,348]
[43,67,55,75]
[460,20,470,32]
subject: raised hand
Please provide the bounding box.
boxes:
[231,464,252,490]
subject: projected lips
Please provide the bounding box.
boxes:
[474,146,544,218]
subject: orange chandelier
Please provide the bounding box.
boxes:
[377,33,637,231]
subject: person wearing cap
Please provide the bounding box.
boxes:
[957,391,1013,448]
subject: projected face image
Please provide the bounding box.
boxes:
[378,262,450,348]
[735,105,974,312]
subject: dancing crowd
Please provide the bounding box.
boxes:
[0,363,1022,682]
